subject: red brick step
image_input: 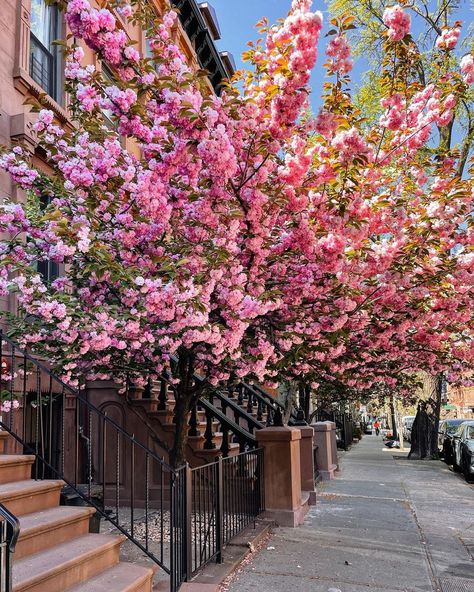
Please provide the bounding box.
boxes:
[16,505,96,560]
[12,533,125,592]
[67,562,156,592]
[0,454,35,484]
[0,479,63,515]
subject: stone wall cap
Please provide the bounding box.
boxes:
[311,421,336,431]
[256,426,302,441]
[299,425,315,436]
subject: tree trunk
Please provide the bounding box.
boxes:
[169,349,197,468]
[408,375,442,460]
[302,383,311,422]
[390,395,398,440]
[279,380,298,424]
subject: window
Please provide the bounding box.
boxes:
[30,0,61,102]
[37,194,59,285]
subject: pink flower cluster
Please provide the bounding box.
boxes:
[314,110,337,138]
[0,150,39,188]
[331,128,371,162]
[0,400,19,413]
[66,0,132,67]
[261,1,323,137]
[436,27,460,50]
[326,35,352,74]
[383,5,411,41]
[460,54,474,84]
[103,86,137,115]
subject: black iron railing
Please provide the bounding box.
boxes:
[0,331,185,590]
[190,448,264,575]
[0,503,19,592]
[243,382,299,425]
[313,410,354,450]
[0,333,267,591]
[196,397,257,455]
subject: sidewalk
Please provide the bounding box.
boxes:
[227,435,474,592]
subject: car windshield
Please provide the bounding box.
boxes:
[467,426,474,439]
[446,420,466,434]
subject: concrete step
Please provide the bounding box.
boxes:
[12,533,124,592]
[0,454,35,484]
[67,563,155,592]
[0,479,63,515]
[16,506,96,560]
[0,430,9,453]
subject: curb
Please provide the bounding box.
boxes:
[186,520,274,590]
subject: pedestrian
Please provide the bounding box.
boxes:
[373,419,380,436]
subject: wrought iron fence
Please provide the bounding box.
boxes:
[0,333,266,591]
[0,503,19,592]
[190,448,264,575]
[0,332,183,589]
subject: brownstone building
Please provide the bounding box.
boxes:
[0,0,234,311]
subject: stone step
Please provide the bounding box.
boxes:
[0,479,63,516]
[129,399,159,413]
[162,420,219,433]
[12,533,124,592]
[0,430,9,453]
[67,562,155,592]
[0,454,35,484]
[16,505,96,560]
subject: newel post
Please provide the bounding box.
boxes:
[256,426,309,526]
[312,421,338,480]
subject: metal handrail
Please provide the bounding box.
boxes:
[0,332,184,588]
[198,397,257,445]
[245,382,299,423]
[207,389,264,432]
[243,382,284,411]
[0,503,20,592]
[0,331,174,472]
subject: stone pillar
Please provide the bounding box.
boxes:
[313,421,338,480]
[299,425,316,505]
[256,426,308,526]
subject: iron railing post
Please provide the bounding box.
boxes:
[185,464,193,581]
[0,503,20,592]
[216,456,223,564]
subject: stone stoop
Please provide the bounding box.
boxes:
[130,388,242,467]
[0,433,156,592]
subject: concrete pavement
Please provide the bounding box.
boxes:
[227,434,474,592]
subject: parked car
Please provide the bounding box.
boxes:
[364,420,373,434]
[437,420,446,452]
[452,421,474,481]
[402,416,416,442]
[441,418,468,464]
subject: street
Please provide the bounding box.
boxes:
[227,435,474,592]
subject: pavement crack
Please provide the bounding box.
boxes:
[318,491,406,502]
[400,480,442,592]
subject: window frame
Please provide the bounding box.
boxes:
[29,0,63,104]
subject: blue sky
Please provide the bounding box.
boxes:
[211,0,473,112]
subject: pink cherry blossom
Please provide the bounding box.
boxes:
[383,5,411,41]
[460,54,474,84]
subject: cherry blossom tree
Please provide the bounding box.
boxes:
[0,0,473,465]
